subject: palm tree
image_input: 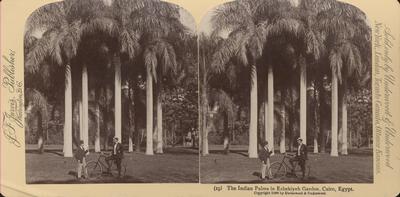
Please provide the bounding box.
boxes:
[199,34,221,155]
[318,1,369,156]
[25,1,82,156]
[25,0,142,155]
[283,0,329,146]
[267,40,296,153]
[143,39,178,154]
[25,89,49,153]
[24,35,50,153]
[210,0,273,158]
[129,1,187,155]
[207,89,236,153]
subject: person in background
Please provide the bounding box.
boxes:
[105,137,124,177]
[74,140,89,180]
[259,141,273,180]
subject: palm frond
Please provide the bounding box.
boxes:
[24,35,38,53]
[304,29,325,60]
[25,2,66,35]
[210,30,250,73]
[119,28,141,59]
[25,88,48,117]
[143,39,178,82]
[128,1,185,38]
[208,88,237,123]
[144,47,158,81]
[80,17,120,38]
[210,1,252,36]
[267,18,305,39]
[25,29,59,73]
[340,42,362,78]
[329,48,343,83]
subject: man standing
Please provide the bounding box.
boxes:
[259,141,272,180]
[289,138,308,178]
[75,140,89,180]
[105,137,124,177]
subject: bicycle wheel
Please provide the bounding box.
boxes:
[269,162,287,179]
[86,161,103,179]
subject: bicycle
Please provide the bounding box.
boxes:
[86,152,127,179]
[268,153,311,179]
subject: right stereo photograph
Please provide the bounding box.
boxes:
[198,0,372,183]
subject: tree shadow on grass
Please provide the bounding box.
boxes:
[68,171,78,179]
[162,147,199,155]
[27,175,146,184]
[25,149,64,157]
[209,150,249,157]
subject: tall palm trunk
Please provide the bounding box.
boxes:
[79,101,83,142]
[248,64,258,158]
[349,124,352,148]
[267,66,274,155]
[128,132,134,152]
[263,79,268,143]
[82,64,89,148]
[313,85,319,153]
[288,88,295,152]
[331,72,339,156]
[341,79,348,155]
[318,78,327,153]
[156,82,164,154]
[223,112,230,154]
[37,111,44,154]
[201,47,209,156]
[134,79,141,153]
[198,41,203,154]
[146,67,154,155]
[103,108,109,151]
[202,107,212,156]
[280,89,286,154]
[114,56,122,141]
[201,95,209,155]
[299,56,307,143]
[128,85,135,153]
[135,123,141,152]
[63,64,73,157]
[95,104,101,152]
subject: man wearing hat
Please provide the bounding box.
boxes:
[105,137,124,177]
[289,137,308,178]
[74,140,89,180]
[259,141,273,180]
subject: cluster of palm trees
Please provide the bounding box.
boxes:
[25,0,371,159]
[24,0,194,157]
[200,0,371,157]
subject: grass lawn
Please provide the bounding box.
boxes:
[26,146,199,184]
[200,145,373,183]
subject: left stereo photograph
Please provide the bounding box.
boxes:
[24,0,199,184]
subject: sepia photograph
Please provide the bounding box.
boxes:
[2,0,400,196]
[198,0,373,183]
[24,0,199,183]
